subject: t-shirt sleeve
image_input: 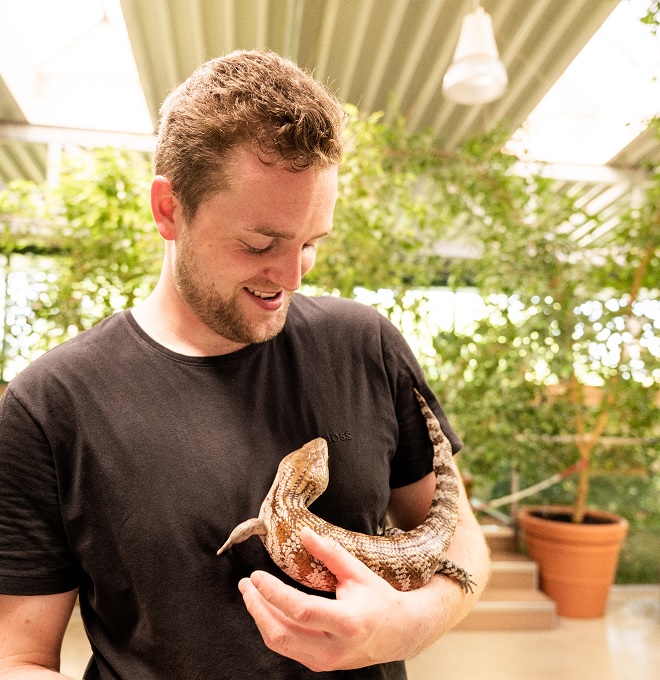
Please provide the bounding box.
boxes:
[378,314,462,489]
[0,386,80,595]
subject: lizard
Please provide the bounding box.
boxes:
[217,388,475,593]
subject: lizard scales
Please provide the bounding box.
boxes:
[217,389,475,593]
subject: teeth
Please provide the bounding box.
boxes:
[247,288,278,300]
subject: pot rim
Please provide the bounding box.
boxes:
[518,504,628,528]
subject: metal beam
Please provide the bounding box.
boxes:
[314,0,340,85]
[385,0,449,123]
[338,0,375,100]
[0,123,156,152]
[0,125,646,189]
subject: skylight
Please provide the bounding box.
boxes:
[0,0,153,133]
[0,0,657,166]
[508,0,660,166]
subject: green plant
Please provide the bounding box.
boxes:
[0,148,161,379]
[642,0,660,33]
[431,124,660,524]
[307,103,659,529]
[307,105,657,533]
[1,111,657,539]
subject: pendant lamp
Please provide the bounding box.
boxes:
[442,5,508,105]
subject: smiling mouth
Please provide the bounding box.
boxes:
[246,287,282,301]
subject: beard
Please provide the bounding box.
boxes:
[174,231,292,346]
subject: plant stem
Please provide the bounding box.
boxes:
[570,243,654,522]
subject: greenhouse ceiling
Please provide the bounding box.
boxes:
[0,0,658,246]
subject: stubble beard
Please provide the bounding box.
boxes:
[174,234,292,346]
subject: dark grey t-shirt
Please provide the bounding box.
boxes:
[0,293,460,680]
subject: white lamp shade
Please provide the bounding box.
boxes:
[442,7,508,105]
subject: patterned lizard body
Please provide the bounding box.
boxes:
[217,389,475,593]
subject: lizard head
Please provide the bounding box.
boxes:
[277,437,329,504]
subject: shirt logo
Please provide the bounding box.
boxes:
[323,431,352,444]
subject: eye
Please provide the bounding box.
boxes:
[303,237,323,252]
[241,239,273,255]
[245,244,272,255]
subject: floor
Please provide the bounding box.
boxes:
[61,585,660,680]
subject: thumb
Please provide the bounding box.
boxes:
[300,527,378,589]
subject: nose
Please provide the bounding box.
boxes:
[266,247,314,292]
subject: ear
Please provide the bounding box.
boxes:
[151,175,179,241]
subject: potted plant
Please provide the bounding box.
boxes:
[428,118,660,617]
[520,123,659,614]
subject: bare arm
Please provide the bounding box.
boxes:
[387,469,437,530]
[237,464,490,671]
[0,590,78,679]
[386,459,491,646]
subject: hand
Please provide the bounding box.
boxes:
[237,527,411,671]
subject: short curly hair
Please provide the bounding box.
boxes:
[154,50,346,222]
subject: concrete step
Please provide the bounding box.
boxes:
[456,588,557,631]
[454,525,557,630]
[480,523,518,554]
[488,553,539,591]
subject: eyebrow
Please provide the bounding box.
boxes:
[247,226,333,241]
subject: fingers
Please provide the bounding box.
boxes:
[298,527,379,590]
[238,574,342,671]
[239,569,339,633]
[236,529,404,671]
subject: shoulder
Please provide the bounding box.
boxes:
[7,312,131,399]
[290,293,381,321]
[287,293,396,337]
[284,293,421,372]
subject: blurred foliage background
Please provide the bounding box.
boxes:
[0,107,658,583]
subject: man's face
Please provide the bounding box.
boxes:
[173,148,338,347]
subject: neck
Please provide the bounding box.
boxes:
[131,274,247,357]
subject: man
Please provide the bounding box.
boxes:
[0,50,489,679]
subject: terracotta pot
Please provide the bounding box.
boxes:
[517,505,628,618]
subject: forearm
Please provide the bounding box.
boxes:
[333,483,489,668]
[0,591,78,680]
[0,664,74,680]
[396,491,490,659]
